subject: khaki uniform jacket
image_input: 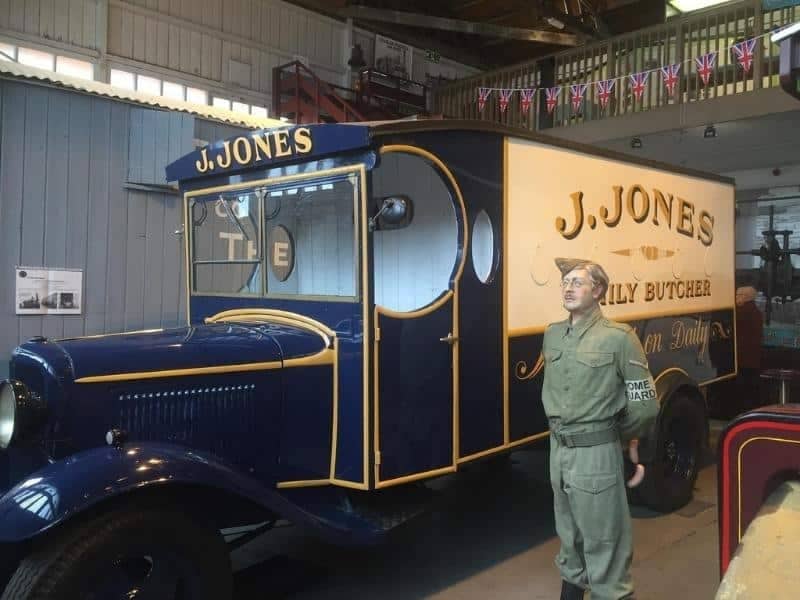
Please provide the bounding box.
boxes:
[542,305,658,441]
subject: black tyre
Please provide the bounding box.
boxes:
[1,504,232,600]
[634,392,706,513]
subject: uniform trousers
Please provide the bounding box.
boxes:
[549,420,635,600]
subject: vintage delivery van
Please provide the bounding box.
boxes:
[0,120,735,598]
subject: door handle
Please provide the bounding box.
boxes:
[439,333,458,345]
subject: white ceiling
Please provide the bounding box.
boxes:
[595,108,800,175]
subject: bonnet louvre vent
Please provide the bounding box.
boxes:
[117,384,258,453]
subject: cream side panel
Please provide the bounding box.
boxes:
[507,138,735,332]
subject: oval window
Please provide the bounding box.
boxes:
[472,210,495,284]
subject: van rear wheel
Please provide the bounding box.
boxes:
[1,505,232,600]
[634,392,706,513]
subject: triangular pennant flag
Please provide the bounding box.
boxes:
[629,72,650,101]
[478,87,491,112]
[498,89,514,113]
[695,52,717,86]
[732,38,757,73]
[520,88,536,115]
[596,79,615,110]
[545,87,561,114]
[661,63,681,97]
[570,84,587,114]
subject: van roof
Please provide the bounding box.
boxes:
[363,119,734,186]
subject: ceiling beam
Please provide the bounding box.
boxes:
[339,6,586,46]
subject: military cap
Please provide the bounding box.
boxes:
[554,257,610,297]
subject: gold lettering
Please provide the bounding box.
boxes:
[626,283,638,303]
[704,280,711,296]
[252,133,272,161]
[626,184,650,223]
[273,130,292,157]
[676,281,685,298]
[644,333,663,354]
[195,147,211,173]
[216,141,233,169]
[671,319,710,356]
[698,210,714,246]
[645,282,655,301]
[653,189,673,228]
[556,191,584,240]
[293,127,313,153]
[676,197,695,238]
[600,185,623,227]
[232,137,253,165]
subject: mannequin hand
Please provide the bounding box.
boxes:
[626,439,645,488]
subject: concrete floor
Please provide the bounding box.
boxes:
[231,429,725,599]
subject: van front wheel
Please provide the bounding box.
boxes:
[1,505,232,600]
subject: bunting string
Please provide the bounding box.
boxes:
[473,23,793,115]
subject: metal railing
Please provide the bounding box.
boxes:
[433,0,800,131]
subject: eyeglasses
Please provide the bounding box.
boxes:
[560,278,592,290]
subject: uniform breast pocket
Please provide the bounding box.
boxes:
[575,351,615,395]
[545,349,563,365]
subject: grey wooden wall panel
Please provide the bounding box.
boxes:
[124,190,147,330]
[0,80,200,377]
[0,83,25,375]
[85,98,111,335]
[44,91,69,272]
[161,193,183,327]
[193,118,248,146]
[129,108,193,184]
[140,109,156,183]
[0,0,104,50]
[153,110,170,184]
[63,93,91,340]
[21,88,47,275]
[128,107,143,182]
[104,102,130,335]
[143,193,165,321]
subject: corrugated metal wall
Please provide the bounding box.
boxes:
[0,79,209,377]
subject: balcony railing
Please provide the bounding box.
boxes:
[433,0,800,132]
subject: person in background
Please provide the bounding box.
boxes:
[735,286,764,412]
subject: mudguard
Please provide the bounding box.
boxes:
[0,442,383,546]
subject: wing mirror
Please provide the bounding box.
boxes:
[369,195,413,232]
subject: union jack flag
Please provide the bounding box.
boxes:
[545,87,561,114]
[695,52,717,86]
[498,89,514,113]
[570,84,587,114]
[519,88,536,115]
[629,72,649,101]
[661,63,681,97]
[732,38,757,73]
[597,79,615,110]
[477,87,491,112]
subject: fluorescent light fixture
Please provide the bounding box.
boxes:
[669,0,730,13]
[772,21,800,43]
[546,17,565,30]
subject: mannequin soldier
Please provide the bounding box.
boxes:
[542,258,658,600]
